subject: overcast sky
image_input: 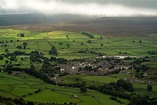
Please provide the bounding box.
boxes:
[0,0,157,17]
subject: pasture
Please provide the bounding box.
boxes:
[0,28,157,104]
[60,74,157,98]
[0,28,157,71]
[0,29,157,60]
[0,72,129,105]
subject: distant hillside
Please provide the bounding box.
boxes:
[1,15,157,36]
[0,13,93,26]
[76,17,157,35]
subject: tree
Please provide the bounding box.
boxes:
[87,40,91,43]
[147,85,152,91]
[5,49,8,52]
[0,55,4,60]
[17,45,22,49]
[81,32,94,38]
[58,42,63,45]
[42,58,52,70]
[66,35,69,39]
[80,83,87,93]
[50,56,56,61]
[10,56,16,61]
[57,58,67,64]
[30,64,35,71]
[5,64,13,71]
[116,79,134,91]
[139,40,142,43]
[23,45,26,49]
[99,36,103,39]
[5,60,9,64]
[130,94,149,105]
[19,33,24,37]
[22,42,27,49]
[49,45,57,55]
[66,43,70,48]
[13,51,26,55]
[27,101,34,105]
[81,42,84,45]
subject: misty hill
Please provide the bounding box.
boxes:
[77,17,157,35]
[1,14,157,36]
[0,13,93,26]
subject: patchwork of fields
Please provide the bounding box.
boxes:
[0,72,130,105]
[0,29,157,105]
[0,29,157,58]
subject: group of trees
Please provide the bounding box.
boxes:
[30,51,44,63]
[98,79,134,93]
[58,82,82,88]
[25,67,56,85]
[116,79,134,91]
[89,85,131,100]
[77,49,104,56]
[49,56,67,64]
[58,42,63,45]
[0,52,18,62]
[132,58,147,65]
[16,42,28,49]
[13,50,28,55]
[88,80,156,105]
[89,79,134,99]
[58,82,87,93]
[129,94,157,105]
[83,65,97,72]
[132,40,142,43]
[80,83,87,93]
[118,51,129,54]
[148,51,157,55]
[0,96,34,105]
[110,96,124,104]
[81,32,94,38]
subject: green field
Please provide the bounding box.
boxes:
[0,72,130,105]
[60,73,157,97]
[0,71,155,104]
[0,29,157,104]
[0,29,157,59]
[0,28,156,70]
[60,75,119,86]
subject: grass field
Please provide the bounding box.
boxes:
[0,29,157,59]
[0,28,157,104]
[60,74,157,98]
[0,72,130,105]
[60,75,119,86]
[0,28,156,70]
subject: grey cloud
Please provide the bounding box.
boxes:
[59,0,157,9]
[0,0,157,16]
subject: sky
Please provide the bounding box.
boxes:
[0,0,157,17]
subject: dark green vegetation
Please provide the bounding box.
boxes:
[0,28,157,105]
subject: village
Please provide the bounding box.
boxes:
[49,56,151,84]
